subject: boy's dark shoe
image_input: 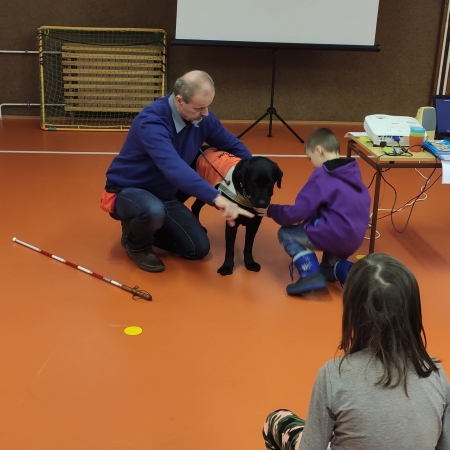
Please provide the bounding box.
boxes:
[286,272,327,296]
[125,246,165,272]
[320,259,337,282]
[334,259,353,287]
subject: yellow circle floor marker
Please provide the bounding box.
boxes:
[356,254,366,260]
[124,326,142,336]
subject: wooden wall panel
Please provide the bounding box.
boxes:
[0,0,445,121]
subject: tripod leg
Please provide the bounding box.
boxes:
[236,48,304,143]
[237,111,269,139]
[273,112,304,143]
[268,48,276,138]
[268,110,274,137]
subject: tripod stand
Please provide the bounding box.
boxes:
[237,48,304,143]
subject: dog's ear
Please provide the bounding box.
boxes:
[275,166,283,189]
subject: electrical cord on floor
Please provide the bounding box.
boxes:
[380,169,433,233]
[376,168,441,222]
[366,165,390,189]
[364,167,441,239]
[364,158,389,240]
[364,163,389,240]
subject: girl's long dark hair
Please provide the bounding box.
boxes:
[339,253,439,394]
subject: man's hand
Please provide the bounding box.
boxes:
[213,195,254,226]
[254,207,269,217]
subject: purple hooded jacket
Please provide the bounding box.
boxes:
[267,158,371,259]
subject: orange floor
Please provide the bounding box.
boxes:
[0,117,449,450]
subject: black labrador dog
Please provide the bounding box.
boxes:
[177,148,283,275]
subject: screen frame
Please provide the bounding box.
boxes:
[433,94,450,135]
[171,39,380,52]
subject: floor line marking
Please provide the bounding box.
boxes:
[0,150,360,158]
[0,150,119,155]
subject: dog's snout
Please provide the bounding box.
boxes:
[255,198,270,208]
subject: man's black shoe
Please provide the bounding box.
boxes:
[125,246,165,272]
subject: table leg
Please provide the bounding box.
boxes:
[346,142,352,158]
[369,168,382,253]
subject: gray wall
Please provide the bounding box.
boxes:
[0,0,444,121]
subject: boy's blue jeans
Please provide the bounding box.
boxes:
[112,187,210,259]
[277,224,318,256]
[277,224,336,266]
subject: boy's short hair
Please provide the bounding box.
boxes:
[305,127,340,154]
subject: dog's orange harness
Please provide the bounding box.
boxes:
[196,149,253,209]
[196,149,240,186]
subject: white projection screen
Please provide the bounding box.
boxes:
[174,0,380,48]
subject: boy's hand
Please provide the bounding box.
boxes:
[254,207,269,217]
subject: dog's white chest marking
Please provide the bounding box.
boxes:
[218,166,253,209]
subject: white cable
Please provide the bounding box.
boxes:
[365,168,432,240]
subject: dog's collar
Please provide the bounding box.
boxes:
[239,183,252,202]
[217,167,254,209]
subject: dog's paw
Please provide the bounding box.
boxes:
[217,264,234,276]
[245,261,261,272]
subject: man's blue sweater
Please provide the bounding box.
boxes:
[106,94,252,204]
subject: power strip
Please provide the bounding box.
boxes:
[383,147,404,156]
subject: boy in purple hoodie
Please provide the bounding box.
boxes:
[255,128,371,295]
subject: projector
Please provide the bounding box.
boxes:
[364,114,423,146]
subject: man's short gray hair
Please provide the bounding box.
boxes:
[173,70,215,103]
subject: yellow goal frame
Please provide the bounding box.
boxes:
[38,26,167,131]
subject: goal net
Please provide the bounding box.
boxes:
[38,26,167,131]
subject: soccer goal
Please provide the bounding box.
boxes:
[38,26,167,131]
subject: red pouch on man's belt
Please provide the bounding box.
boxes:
[100,190,117,213]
